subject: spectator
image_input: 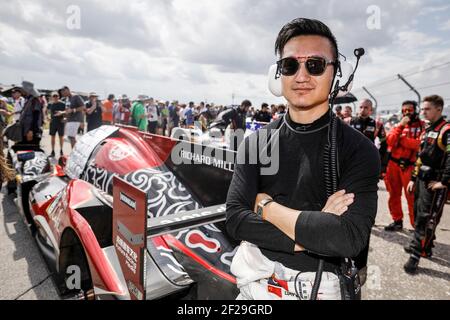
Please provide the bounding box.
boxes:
[85,92,103,132]
[276,104,287,119]
[119,94,131,125]
[168,101,180,136]
[18,81,43,148]
[199,104,213,132]
[47,91,66,157]
[0,97,13,125]
[253,103,272,123]
[0,98,13,150]
[335,105,344,119]
[60,86,84,149]
[113,97,121,124]
[11,87,25,123]
[184,101,195,128]
[343,105,352,124]
[248,107,256,118]
[130,95,148,132]
[146,97,159,134]
[102,94,114,125]
[221,99,251,151]
[39,94,48,121]
[270,104,277,119]
[159,101,169,136]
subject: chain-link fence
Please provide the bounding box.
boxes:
[352,61,450,116]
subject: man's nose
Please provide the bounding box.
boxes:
[294,62,310,83]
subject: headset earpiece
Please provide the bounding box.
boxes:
[268,64,283,97]
[330,60,354,99]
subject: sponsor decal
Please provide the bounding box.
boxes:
[185,230,221,253]
[179,150,234,172]
[115,235,139,274]
[428,132,439,139]
[120,192,136,211]
[109,144,135,161]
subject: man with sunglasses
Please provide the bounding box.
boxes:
[226,18,380,300]
[384,101,425,232]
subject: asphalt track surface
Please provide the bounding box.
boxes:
[0,129,449,300]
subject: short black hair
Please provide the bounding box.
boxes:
[402,100,418,109]
[275,18,338,61]
[241,100,252,107]
[261,103,269,109]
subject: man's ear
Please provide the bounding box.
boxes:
[268,64,283,97]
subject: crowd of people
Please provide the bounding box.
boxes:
[0,81,290,156]
[0,79,448,276]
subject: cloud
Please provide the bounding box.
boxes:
[0,0,449,108]
[440,19,450,31]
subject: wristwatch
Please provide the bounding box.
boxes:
[256,198,274,220]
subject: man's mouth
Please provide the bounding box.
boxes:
[293,88,314,95]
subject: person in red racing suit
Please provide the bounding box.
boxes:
[384,101,425,231]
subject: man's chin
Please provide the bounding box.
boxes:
[287,97,328,110]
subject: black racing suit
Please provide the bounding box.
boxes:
[349,116,386,268]
[253,110,272,123]
[350,116,387,174]
[409,117,450,258]
[221,107,247,151]
[226,110,380,275]
[17,95,43,149]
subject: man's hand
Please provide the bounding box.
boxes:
[428,181,446,190]
[26,130,33,141]
[399,116,410,127]
[254,193,272,213]
[322,190,354,216]
[407,181,415,193]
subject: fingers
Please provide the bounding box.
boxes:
[322,190,345,209]
[327,192,354,210]
[323,191,354,215]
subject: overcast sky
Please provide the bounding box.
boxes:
[1,0,449,110]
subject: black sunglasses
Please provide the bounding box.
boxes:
[276,56,336,78]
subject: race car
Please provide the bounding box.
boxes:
[10,125,242,300]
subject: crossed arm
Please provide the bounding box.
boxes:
[226,136,379,258]
[254,190,355,251]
